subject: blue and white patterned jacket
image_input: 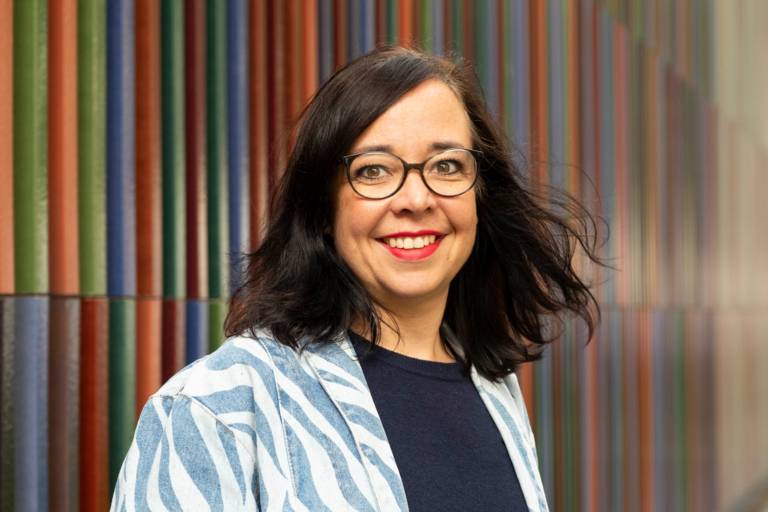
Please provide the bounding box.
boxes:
[111,330,549,511]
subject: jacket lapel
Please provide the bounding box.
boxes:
[471,370,549,511]
[302,334,410,512]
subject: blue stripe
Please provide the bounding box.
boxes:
[283,425,333,512]
[159,425,183,511]
[14,297,49,512]
[358,442,409,507]
[487,392,547,506]
[106,0,136,296]
[226,0,249,286]
[171,398,224,510]
[134,400,166,511]
[186,300,209,363]
[216,422,247,502]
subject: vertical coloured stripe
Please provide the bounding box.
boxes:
[78,0,106,296]
[13,0,48,294]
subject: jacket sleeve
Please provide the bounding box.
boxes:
[110,393,259,511]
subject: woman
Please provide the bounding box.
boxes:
[112,46,601,511]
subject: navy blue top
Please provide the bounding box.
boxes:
[349,330,528,512]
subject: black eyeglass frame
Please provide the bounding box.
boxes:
[339,147,484,200]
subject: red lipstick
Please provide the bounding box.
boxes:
[377,231,444,261]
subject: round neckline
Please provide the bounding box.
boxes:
[348,330,467,381]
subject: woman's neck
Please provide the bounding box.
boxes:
[351,293,455,363]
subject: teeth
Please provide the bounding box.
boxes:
[384,235,439,249]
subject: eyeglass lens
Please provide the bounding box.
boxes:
[348,149,477,199]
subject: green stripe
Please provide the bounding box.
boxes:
[78,0,107,295]
[474,0,489,92]
[419,0,432,51]
[161,0,186,298]
[208,299,227,352]
[108,298,136,495]
[207,0,229,299]
[13,0,48,293]
[386,0,398,45]
[450,0,462,55]
[1,299,15,510]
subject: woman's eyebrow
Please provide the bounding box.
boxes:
[351,141,468,154]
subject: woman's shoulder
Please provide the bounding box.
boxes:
[150,330,295,415]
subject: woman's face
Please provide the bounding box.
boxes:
[332,79,478,311]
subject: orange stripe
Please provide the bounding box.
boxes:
[398,0,413,46]
[0,0,13,294]
[136,0,162,297]
[136,298,162,419]
[49,0,79,296]
[516,363,535,430]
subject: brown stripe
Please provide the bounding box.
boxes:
[333,0,348,67]
[161,298,185,381]
[249,0,269,249]
[375,0,386,45]
[49,297,81,511]
[302,0,318,106]
[136,0,162,297]
[79,298,109,512]
[267,0,287,188]
[184,0,208,299]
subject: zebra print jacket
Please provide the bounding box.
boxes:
[111,330,549,511]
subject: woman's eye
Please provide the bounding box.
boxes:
[356,166,387,179]
[435,159,462,174]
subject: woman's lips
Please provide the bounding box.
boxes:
[378,237,443,261]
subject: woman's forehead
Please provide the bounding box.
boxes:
[349,80,473,156]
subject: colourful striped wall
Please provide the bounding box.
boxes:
[1,1,767,511]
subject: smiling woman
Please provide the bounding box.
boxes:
[111,46,604,512]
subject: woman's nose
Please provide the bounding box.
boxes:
[390,169,436,212]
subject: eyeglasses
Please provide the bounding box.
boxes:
[340,148,483,199]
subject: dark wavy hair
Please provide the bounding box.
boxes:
[225,46,605,381]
